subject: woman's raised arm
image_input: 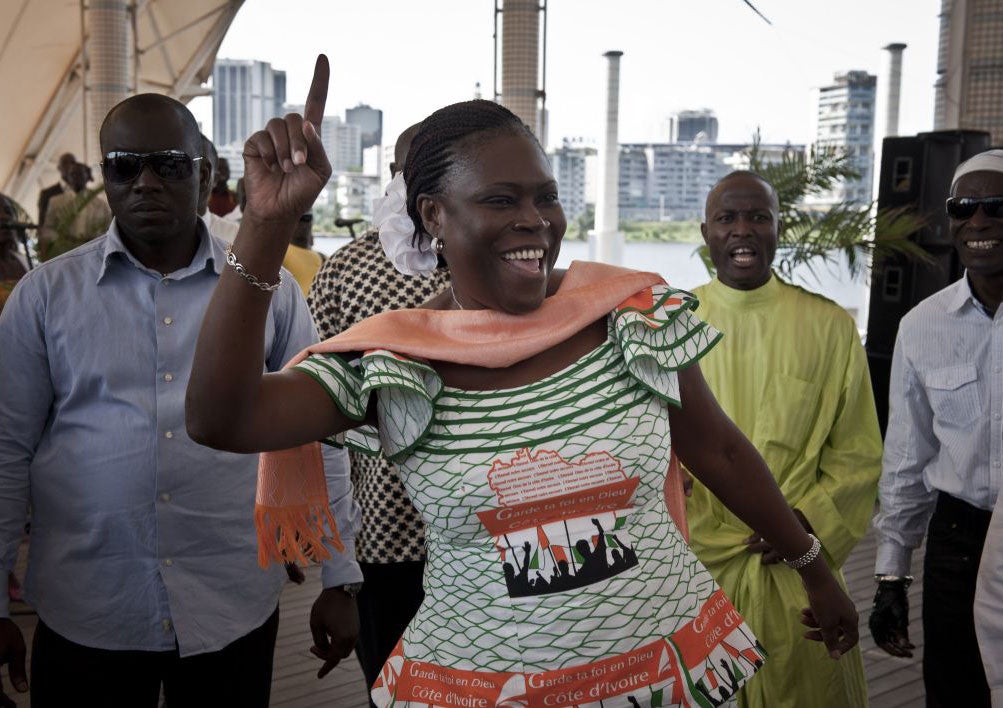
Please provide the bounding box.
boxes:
[186,55,357,453]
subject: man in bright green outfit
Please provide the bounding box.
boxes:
[688,171,882,707]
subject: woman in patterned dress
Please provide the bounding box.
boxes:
[187,56,859,707]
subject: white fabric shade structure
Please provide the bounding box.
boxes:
[1,0,244,217]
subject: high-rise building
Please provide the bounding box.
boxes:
[813,70,877,205]
[381,144,396,183]
[321,116,362,174]
[334,173,381,220]
[618,143,726,221]
[549,139,594,221]
[345,104,383,149]
[212,59,287,149]
[670,109,719,144]
[934,0,1003,144]
[616,141,804,222]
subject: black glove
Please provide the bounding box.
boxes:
[869,578,915,657]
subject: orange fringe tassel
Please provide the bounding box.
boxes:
[255,502,344,568]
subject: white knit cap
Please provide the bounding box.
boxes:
[952,149,1003,190]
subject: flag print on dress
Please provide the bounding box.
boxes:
[477,447,641,598]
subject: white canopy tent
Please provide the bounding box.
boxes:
[1,0,243,217]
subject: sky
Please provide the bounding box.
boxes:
[189,0,942,151]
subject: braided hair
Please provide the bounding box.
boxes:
[402,99,541,245]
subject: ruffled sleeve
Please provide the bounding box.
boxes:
[294,349,442,462]
[611,284,722,407]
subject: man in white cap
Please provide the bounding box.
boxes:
[871,148,1003,707]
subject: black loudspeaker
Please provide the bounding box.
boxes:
[865,129,991,433]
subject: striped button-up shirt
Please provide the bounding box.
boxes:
[874,275,1003,576]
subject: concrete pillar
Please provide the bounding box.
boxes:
[590,51,624,265]
[500,0,541,136]
[85,0,133,164]
[882,43,907,137]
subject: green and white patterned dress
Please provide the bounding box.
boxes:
[296,285,765,708]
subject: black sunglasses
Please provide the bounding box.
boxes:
[945,196,1003,220]
[101,150,203,184]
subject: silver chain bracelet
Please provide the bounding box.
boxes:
[784,533,822,570]
[225,247,282,293]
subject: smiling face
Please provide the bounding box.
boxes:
[701,173,780,291]
[418,131,566,314]
[950,170,1003,281]
[100,96,204,249]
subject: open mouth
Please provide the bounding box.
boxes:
[965,239,1001,251]
[729,245,759,266]
[132,203,171,215]
[502,247,545,273]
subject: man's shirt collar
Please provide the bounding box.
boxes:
[945,272,996,318]
[97,217,223,284]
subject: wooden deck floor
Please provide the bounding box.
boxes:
[5,522,926,707]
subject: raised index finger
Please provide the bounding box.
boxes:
[304,54,330,130]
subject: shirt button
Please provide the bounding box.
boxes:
[160,493,171,502]
[164,559,173,567]
[164,431,174,439]
[164,373,174,382]
[995,412,1002,421]
[162,619,172,631]
[163,316,173,326]
[996,460,1002,468]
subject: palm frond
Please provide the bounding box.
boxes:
[43,186,108,261]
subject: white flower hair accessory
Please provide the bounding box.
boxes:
[373,173,438,276]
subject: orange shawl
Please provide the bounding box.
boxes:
[256,261,690,566]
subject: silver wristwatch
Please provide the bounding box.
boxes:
[874,574,914,588]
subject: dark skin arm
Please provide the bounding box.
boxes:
[185,56,361,679]
[669,364,858,658]
[310,588,359,677]
[187,56,357,452]
[745,509,815,565]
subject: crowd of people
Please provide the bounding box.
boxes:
[0,52,1000,708]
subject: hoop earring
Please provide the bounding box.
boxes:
[431,236,445,254]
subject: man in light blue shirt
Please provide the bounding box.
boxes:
[0,94,361,707]
[871,149,1003,707]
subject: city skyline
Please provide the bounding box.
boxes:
[189,0,941,152]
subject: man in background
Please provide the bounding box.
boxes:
[871,149,1003,707]
[687,171,882,708]
[38,161,111,261]
[283,212,324,296]
[36,152,76,229]
[208,156,237,217]
[197,135,240,244]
